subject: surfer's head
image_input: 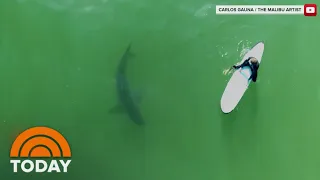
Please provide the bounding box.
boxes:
[250,57,258,64]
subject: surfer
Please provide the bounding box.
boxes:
[223,57,259,82]
[221,41,264,113]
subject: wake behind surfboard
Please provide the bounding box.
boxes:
[220,41,265,114]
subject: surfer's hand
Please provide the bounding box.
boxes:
[223,69,229,75]
[223,69,233,75]
[233,65,239,69]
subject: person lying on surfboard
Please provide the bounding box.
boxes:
[223,57,259,82]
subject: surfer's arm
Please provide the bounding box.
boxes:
[232,63,241,69]
[232,65,239,69]
[233,59,249,69]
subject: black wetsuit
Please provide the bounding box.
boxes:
[233,57,259,82]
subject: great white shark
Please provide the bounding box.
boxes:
[109,44,144,125]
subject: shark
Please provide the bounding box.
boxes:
[109,43,144,125]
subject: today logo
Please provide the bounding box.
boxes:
[9,126,72,173]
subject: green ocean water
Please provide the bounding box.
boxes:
[0,0,319,179]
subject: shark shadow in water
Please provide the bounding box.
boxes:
[109,43,144,125]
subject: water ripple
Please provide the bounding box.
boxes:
[194,3,214,18]
[37,0,74,11]
[237,40,252,58]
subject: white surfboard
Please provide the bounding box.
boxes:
[220,41,264,114]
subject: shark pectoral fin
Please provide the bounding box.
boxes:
[128,52,136,58]
[109,104,126,114]
[131,90,145,104]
